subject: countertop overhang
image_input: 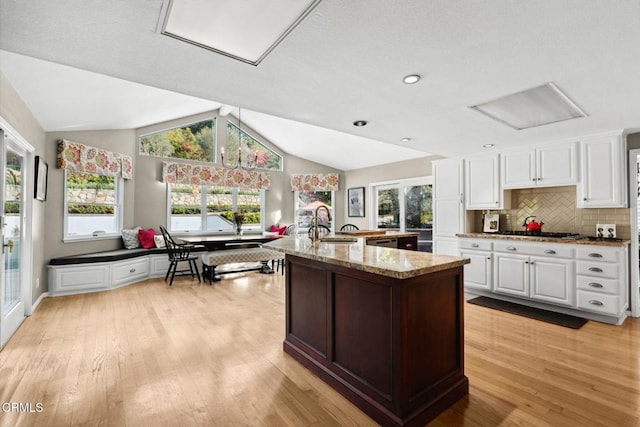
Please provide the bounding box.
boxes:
[457,232,630,247]
[265,236,468,279]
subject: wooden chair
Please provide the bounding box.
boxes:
[340,224,360,231]
[273,224,296,274]
[308,224,331,238]
[159,225,201,285]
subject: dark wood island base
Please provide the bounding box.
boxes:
[283,254,468,426]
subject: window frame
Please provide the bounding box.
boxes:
[63,170,124,242]
[293,190,335,234]
[225,120,283,172]
[166,184,266,235]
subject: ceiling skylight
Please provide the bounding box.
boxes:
[469,82,587,130]
[162,0,322,66]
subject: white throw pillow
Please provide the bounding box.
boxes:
[121,227,142,249]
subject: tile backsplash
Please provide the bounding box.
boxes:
[473,186,631,239]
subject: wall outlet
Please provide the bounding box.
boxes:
[36,277,40,288]
[596,223,616,238]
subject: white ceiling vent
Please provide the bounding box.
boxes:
[470,82,587,130]
[162,0,322,66]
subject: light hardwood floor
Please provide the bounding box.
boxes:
[1,273,639,426]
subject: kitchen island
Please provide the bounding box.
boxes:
[265,237,470,426]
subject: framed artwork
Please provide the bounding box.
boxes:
[483,213,499,233]
[347,187,365,217]
[34,155,48,201]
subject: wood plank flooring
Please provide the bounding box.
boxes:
[0,273,639,426]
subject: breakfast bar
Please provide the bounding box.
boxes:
[265,237,470,426]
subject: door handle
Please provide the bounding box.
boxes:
[3,239,14,254]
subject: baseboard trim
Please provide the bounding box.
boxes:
[29,292,49,315]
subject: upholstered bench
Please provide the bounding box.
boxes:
[201,244,285,284]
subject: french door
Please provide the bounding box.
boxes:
[372,177,433,252]
[1,129,29,347]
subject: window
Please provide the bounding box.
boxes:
[294,191,334,233]
[373,178,432,252]
[64,171,122,240]
[139,119,215,162]
[226,121,282,171]
[168,184,264,233]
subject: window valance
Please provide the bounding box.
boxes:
[161,161,271,190]
[290,173,339,191]
[56,139,133,179]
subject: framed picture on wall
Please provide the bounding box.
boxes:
[34,155,48,201]
[348,187,365,217]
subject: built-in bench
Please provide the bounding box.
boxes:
[48,242,285,295]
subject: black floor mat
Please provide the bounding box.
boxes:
[467,296,588,329]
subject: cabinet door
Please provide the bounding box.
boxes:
[494,253,529,297]
[578,134,626,208]
[433,158,465,244]
[530,257,574,306]
[466,154,501,210]
[537,142,578,186]
[433,237,460,257]
[461,250,492,290]
[502,150,536,189]
[433,158,463,199]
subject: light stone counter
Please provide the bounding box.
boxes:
[457,233,630,247]
[265,236,468,279]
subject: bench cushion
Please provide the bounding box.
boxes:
[49,246,208,266]
[201,247,284,266]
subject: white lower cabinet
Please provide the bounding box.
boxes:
[460,237,628,322]
[460,239,492,290]
[112,258,150,287]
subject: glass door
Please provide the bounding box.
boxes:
[1,131,27,347]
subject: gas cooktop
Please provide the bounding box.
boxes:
[494,230,580,238]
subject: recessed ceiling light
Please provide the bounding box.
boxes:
[402,74,421,84]
[353,120,368,127]
[401,137,412,142]
[482,143,494,148]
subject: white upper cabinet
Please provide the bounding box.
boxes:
[465,154,503,210]
[502,141,578,189]
[577,132,627,208]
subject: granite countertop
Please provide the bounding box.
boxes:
[265,236,468,279]
[457,233,631,247]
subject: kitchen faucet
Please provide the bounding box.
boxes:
[311,205,332,242]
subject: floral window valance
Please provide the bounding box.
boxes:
[56,139,133,179]
[290,173,339,191]
[161,161,271,190]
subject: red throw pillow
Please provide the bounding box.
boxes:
[138,228,156,249]
[271,225,287,235]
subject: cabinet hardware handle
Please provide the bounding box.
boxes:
[506,246,517,251]
[588,267,603,273]
[583,198,588,201]
[487,257,491,260]
[130,268,136,273]
[544,250,556,255]
[588,282,603,288]
[471,243,479,248]
[588,253,603,258]
[530,261,535,265]
[532,178,536,182]
[525,261,529,264]
[538,178,542,181]
[588,300,604,306]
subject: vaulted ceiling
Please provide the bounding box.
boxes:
[1,1,640,170]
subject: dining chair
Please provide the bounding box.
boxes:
[340,224,360,231]
[159,225,201,285]
[272,224,296,274]
[308,224,331,238]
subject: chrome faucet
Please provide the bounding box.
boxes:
[311,205,332,242]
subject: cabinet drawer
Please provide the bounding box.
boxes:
[113,258,149,285]
[576,290,622,316]
[493,241,572,258]
[50,264,110,295]
[576,248,620,263]
[459,239,492,251]
[576,262,620,279]
[576,276,621,295]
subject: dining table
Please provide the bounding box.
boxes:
[178,234,285,280]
